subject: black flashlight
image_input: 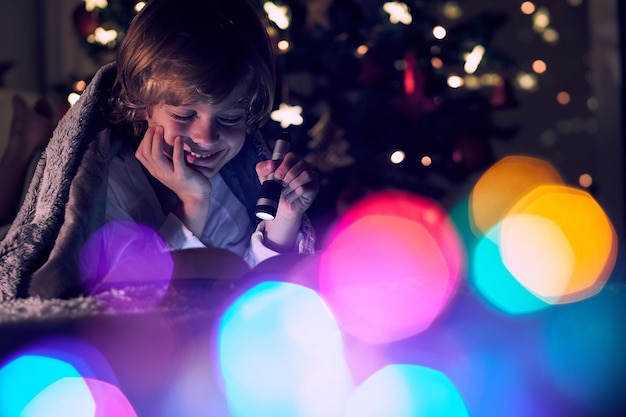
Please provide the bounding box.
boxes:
[255,132,291,220]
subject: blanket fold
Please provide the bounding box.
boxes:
[0,64,117,300]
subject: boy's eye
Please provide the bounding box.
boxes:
[171,113,195,121]
[218,115,245,125]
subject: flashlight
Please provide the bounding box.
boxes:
[255,131,291,220]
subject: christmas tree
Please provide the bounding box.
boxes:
[68,0,519,232]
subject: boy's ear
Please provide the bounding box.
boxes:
[136,108,149,120]
[246,122,257,135]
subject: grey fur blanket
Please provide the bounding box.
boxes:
[0,63,315,301]
[0,64,115,300]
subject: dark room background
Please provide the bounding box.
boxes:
[0,0,623,243]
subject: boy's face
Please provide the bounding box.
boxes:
[144,96,248,178]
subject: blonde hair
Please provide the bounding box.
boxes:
[108,0,275,136]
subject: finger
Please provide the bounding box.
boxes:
[281,168,319,205]
[255,159,277,183]
[171,135,186,173]
[281,159,311,187]
[289,168,319,192]
[282,181,319,205]
[272,152,298,181]
[135,125,154,163]
[152,125,166,160]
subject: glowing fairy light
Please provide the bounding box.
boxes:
[579,173,593,188]
[0,355,94,416]
[68,92,81,106]
[320,190,465,343]
[383,2,412,25]
[432,25,447,40]
[74,80,87,92]
[442,2,462,19]
[390,150,405,164]
[464,75,479,89]
[520,1,535,15]
[587,97,599,111]
[464,45,485,74]
[345,365,469,417]
[533,7,551,32]
[557,91,571,105]
[271,103,303,128]
[501,185,616,304]
[542,28,559,43]
[134,2,146,12]
[532,59,547,74]
[264,2,290,30]
[218,282,352,417]
[479,73,500,86]
[356,45,368,56]
[84,0,107,12]
[277,39,290,51]
[447,75,464,88]
[421,155,432,166]
[88,27,118,46]
[516,72,538,91]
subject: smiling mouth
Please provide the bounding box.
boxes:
[185,149,223,165]
[189,150,217,159]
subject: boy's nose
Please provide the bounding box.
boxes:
[190,119,218,145]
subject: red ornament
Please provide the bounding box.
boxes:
[403,50,417,95]
[72,3,102,38]
[391,50,437,118]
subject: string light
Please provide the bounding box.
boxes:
[532,59,547,74]
[271,103,303,128]
[442,2,463,19]
[263,1,290,30]
[390,150,406,164]
[134,2,146,12]
[464,45,485,74]
[464,75,480,89]
[532,8,551,32]
[587,97,599,111]
[432,25,447,40]
[90,27,118,46]
[516,72,538,91]
[447,75,464,88]
[74,80,87,92]
[68,92,81,106]
[479,73,500,86]
[542,28,559,44]
[277,40,290,52]
[579,173,593,188]
[520,1,536,15]
[556,91,571,105]
[383,2,412,25]
[84,0,107,12]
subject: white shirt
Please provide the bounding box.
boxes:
[104,141,281,269]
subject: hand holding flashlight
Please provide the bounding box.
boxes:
[255,132,291,220]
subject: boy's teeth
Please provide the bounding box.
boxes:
[190,151,214,159]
